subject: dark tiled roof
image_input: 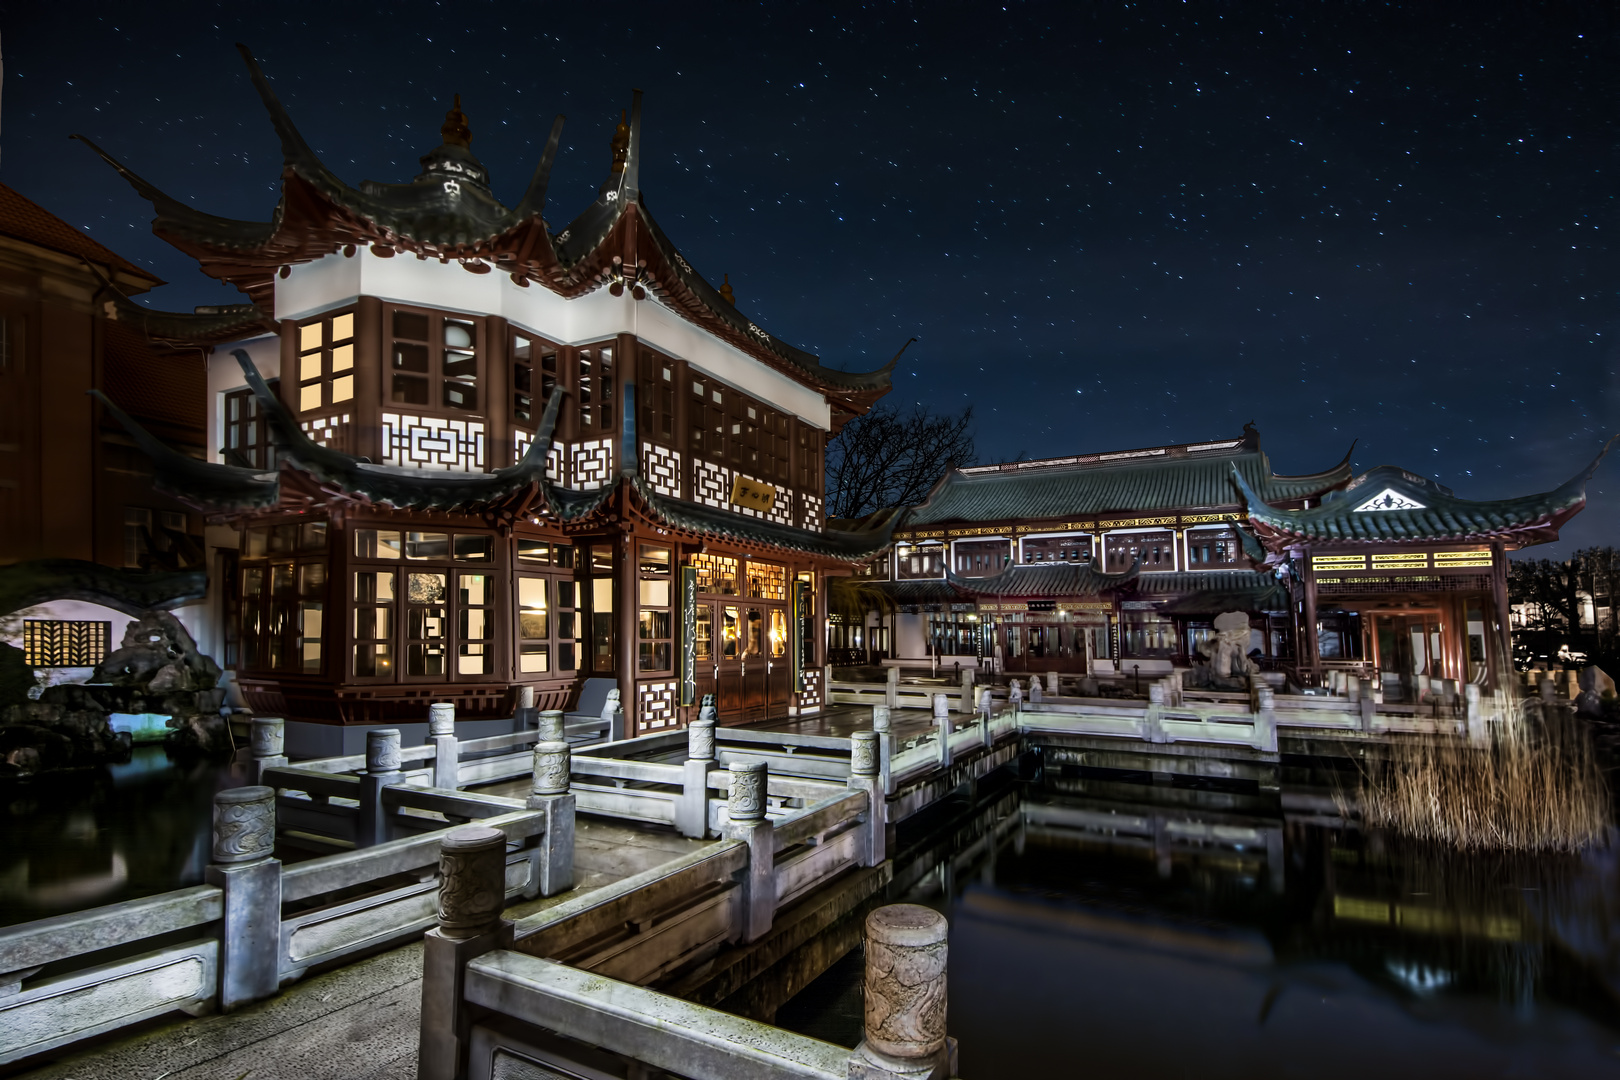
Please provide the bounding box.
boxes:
[945,561,1139,598]
[1236,444,1615,546]
[0,559,204,618]
[631,478,897,562]
[904,442,1351,527]
[1132,570,1289,614]
[0,183,154,281]
[872,581,962,606]
[101,322,206,438]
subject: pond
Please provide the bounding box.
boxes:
[0,745,241,927]
[776,766,1620,1079]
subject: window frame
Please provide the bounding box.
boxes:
[294,309,357,415]
[386,306,486,416]
[514,536,580,679]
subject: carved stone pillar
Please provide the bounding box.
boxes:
[531,741,571,797]
[436,824,508,938]
[728,759,767,822]
[537,709,566,744]
[850,904,953,1080]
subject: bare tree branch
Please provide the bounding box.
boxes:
[824,404,976,519]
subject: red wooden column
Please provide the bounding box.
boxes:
[1490,541,1512,691]
[484,316,511,470]
[1300,547,1320,684]
[618,525,640,734]
[353,296,383,461]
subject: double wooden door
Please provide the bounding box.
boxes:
[693,600,792,724]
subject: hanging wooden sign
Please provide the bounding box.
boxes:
[680,566,698,706]
[729,476,777,512]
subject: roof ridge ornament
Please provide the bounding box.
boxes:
[609,109,629,174]
[441,94,472,148]
[1352,487,1427,512]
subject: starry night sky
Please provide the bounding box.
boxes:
[3,3,1616,552]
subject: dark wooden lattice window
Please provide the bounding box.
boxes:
[390,309,481,413]
[577,346,614,433]
[223,386,274,469]
[638,351,676,443]
[23,620,111,667]
[689,378,724,462]
[296,310,355,414]
[796,423,820,492]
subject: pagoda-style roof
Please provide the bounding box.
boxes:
[945,561,1140,599]
[87,261,275,349]
[74,45,894,412]
[901,430,1352,528]
[1136,571,1289,614]
[1235,439,1616,550]
[95,350,891,563]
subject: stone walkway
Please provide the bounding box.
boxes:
[14,816,708,1080]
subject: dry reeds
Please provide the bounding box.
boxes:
[1347,707,1611,852]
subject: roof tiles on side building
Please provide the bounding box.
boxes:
[0,182,156,284]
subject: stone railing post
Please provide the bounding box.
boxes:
[429,703,459,790]
[849,904,954,1080]
[848,731,887,866]
[1357,677,1376,732]
[515,684,538,730]
[359,728,405,847]
[885,665,900,708]
[725,760,774,942]
[247,717,287,785]
[1538,675,1556,705]
[602,689,627,742]
[526,739,574,897]
[872,705,895,796]
[932,695,952,768]
[679,706,717,839]
[1464,683,1488,744]
[959,667,974,713]
[537,708,565,744]
[417,825,514,1080]
[1045,670,1059,697]
[1254,686,1277,752]
[1144,682,1167,743]
[1029,676,1043,705]
[206,785,281,1012]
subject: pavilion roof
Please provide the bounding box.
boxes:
[73,45,894,409]
[1234,440,1616,550]
[944,560,1140,599]
[1135,571,1289,614]
[901,430,1352,528]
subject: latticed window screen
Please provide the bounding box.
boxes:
[23,620,111,667]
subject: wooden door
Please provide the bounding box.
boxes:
[764,607,791,720]
[742,606,768,720]
[716,602,747,722]
[692,601,717,715]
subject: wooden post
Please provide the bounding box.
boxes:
[205,786,281,1012]
[1301,553,1320,687]
[353,295,384,461]
[417,826,513,1080]
[1490,542,1512,692]
[618,529,639,737]
[485,316,511,470]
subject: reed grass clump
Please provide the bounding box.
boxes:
[1350,708,1610,852]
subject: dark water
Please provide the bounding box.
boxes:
[777,769,1620,1079]
[0,745,241,927]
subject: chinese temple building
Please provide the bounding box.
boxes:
[79,47,899,733]
[849,427,1612,697]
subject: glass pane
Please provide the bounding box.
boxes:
[454,535,492,562]
[331,312,354,341]
[356,529,402,560]
[517,538,551,564]
[443,379,477,411]
[458,643,490,675]
[694,606,713,661]
[592,612,614,672]
[592,577,614,613]
[300,352,323,382]
[639,610,672,640]
[299,562,326,598]
[408,573,446,605]
[558,642,576,672]
[639,580,670,608]
[639,641,672,673]
[460,574,489,606]
[299,383,322,412]
[393,311,428,340]
[638,545,671,575]
[590,544,614,573]
[745,608,763,656]
[520,610,550,640]
[242,566,264,596]
[444,320,474,349]
[408,642,445,677]
[554,544,576,570]
[299,322,322,351]
[520,643,550,674]
[557,612,575,641]
[300,520,327,550]
[557,580,576,608]
[406,532,450,560]
[395,343,430,374]
[770,609,787,658]
[353,642,393,677]
[460,608,490,641]
[722,607,739,660]
[270,524,298,554]
[271,563,294,596]
[355,606,393,638]
[391,374,429,405]
[245,528,268,558]
[300,603,323,672]
[332,374,354,403]
[409,606,446,640]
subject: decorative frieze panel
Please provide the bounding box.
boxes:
[641,442,682,499]
[382,413,484,472]
[570,439,614,490]
[637,680,677,732]
[801,492,824,532]
[798,667,823,711]
[301,413,352,454]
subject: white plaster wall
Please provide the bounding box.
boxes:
[275,250,832,429]
[894,613,927,660]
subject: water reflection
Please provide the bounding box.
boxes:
[0,745,239,927]
[777,769,1620,1079]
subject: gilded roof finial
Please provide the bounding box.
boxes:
[720,274,735,305]
[441,94,472,148]
[610,109,629,173]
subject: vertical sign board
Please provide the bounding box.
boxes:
[792,579,810,691]
[680,566,698,706]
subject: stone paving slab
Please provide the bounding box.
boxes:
[11,819,710,1080]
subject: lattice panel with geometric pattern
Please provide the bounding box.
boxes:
[570,439,614,490]
[641,442,682,498]
[801,492,824,532]
[23,619,111,668]
[797,667,823,711]
[547,444,565,483]
[637,680,678,732]
[301,413,352,454]
[514,429,533,467]
[728,470,793,526]
[693,459,729,509]
[382,413,485,472]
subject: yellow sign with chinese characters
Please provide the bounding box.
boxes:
[1313,555,1368,570]
[1372,553,1430,568]
[1434,551,1493,568]
[729,476,777,513]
